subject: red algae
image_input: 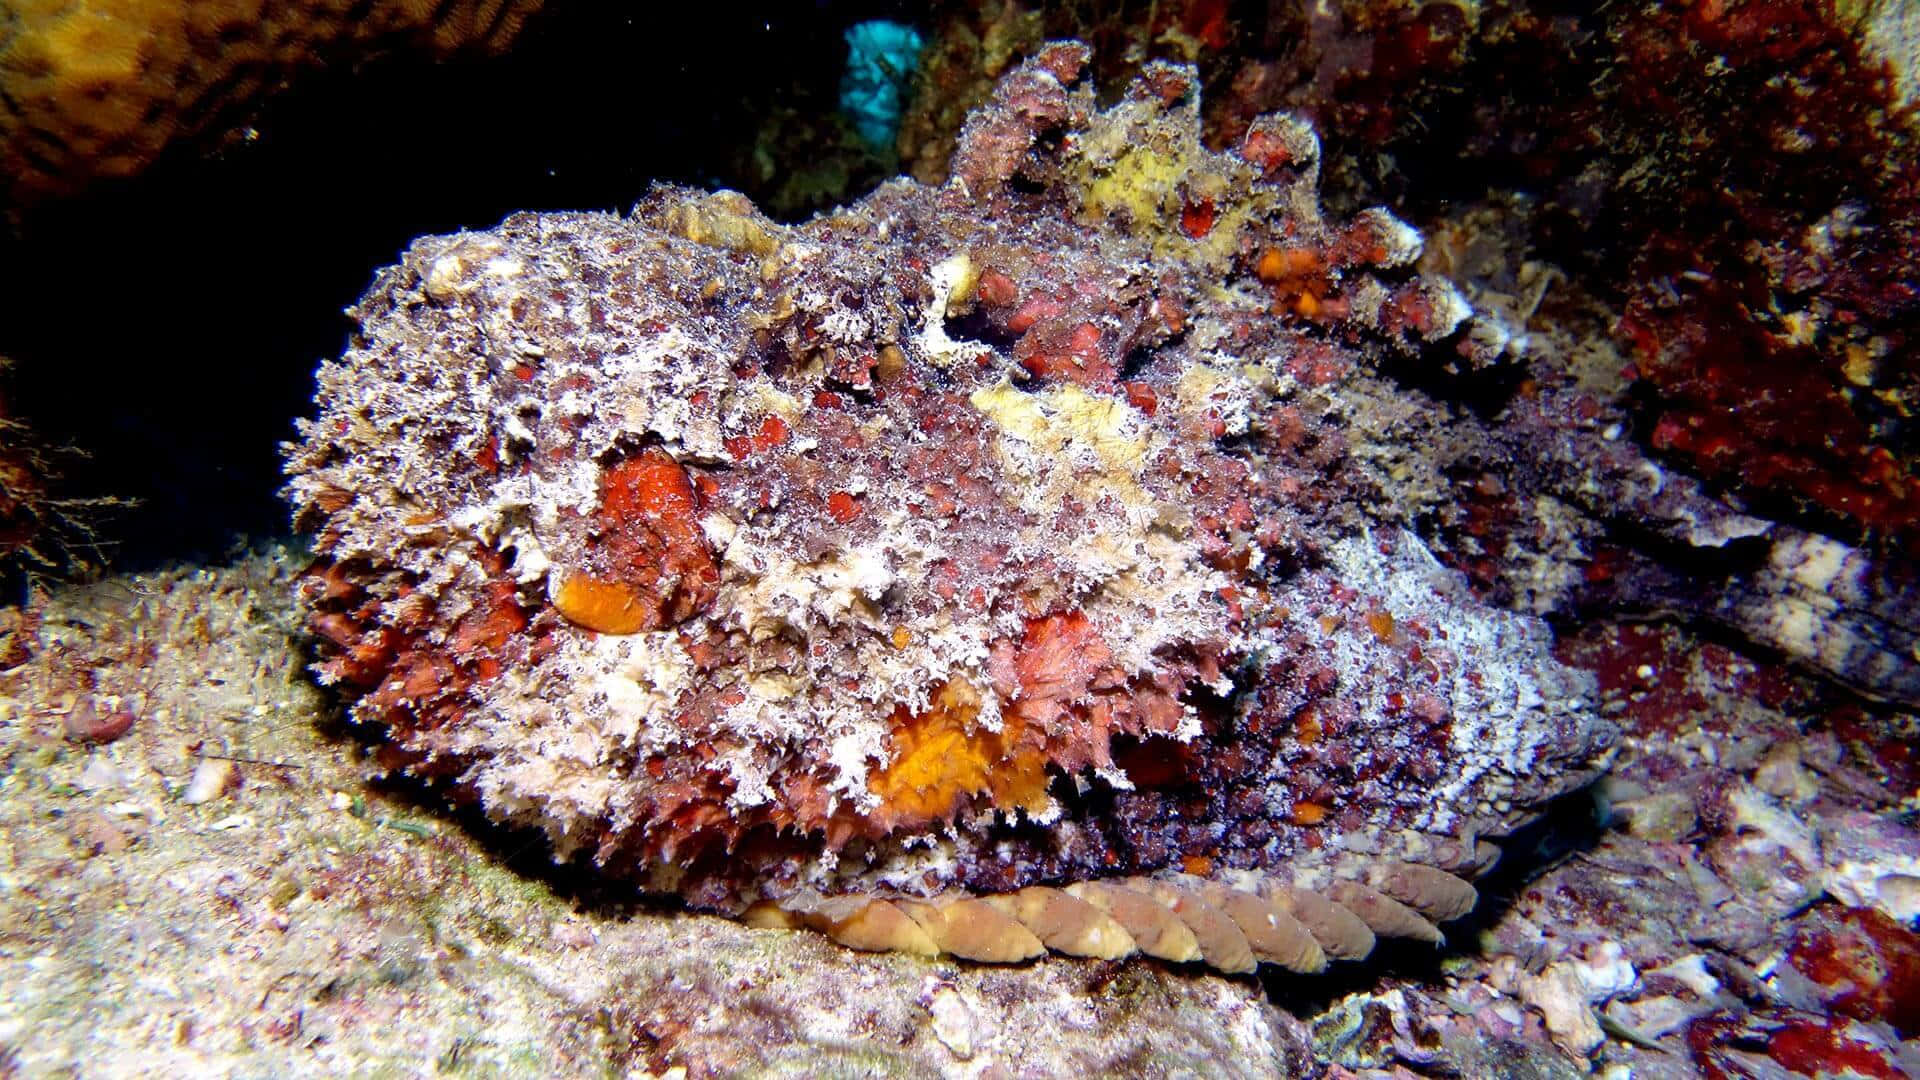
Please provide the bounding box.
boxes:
[1688,1008,1909,1080]
[1787,905,1920,1037]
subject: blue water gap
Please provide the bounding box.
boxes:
[840,20,924,151]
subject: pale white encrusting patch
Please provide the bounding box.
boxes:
[1276,529,1602,837]
[917,254,994,369]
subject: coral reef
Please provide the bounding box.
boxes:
[0,10,1911,1074]
[1582,2,1920,549]
[285,43,1612,951]
[1206,0,1920,550]
[1380,211,1920,707]
[0,0,542,205]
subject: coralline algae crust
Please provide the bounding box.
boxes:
[287,43,1614,971]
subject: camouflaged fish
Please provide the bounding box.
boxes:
[286,43,1615,974]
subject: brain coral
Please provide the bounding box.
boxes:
[287,43,1615,971]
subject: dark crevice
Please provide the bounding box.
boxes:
[1261,780,1610,1016]
[942,308,1021,355]
[1376,336,1532,420]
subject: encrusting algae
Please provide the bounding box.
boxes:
[285,42,1614,973]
